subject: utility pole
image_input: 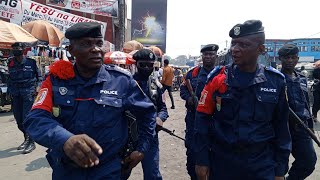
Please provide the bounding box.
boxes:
[118,0,125,51]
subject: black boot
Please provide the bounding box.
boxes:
[22,139,36,154]
[17,134,29,150]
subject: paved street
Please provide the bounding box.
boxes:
[1,93,320,179]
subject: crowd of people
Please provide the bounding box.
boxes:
[5,19,320,180]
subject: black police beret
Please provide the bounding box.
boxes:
[65,22,103,40]
[201,44,219,53]
[11,42,25,48]
[132,49,156,61]
[229,20,264,38]
[278,44,299,56]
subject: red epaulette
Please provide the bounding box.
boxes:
[49,60,75,80]
[197,66,227,115]
[192,66,200,78]
[8,58,14,67]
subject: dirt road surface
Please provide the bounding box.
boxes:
[1,92,320,179]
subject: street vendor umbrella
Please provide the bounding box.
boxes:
[22,20,64,47]
[104,51,135,65]
[123,40,143,53]
[0,20,38,49]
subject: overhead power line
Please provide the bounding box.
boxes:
[306,31,320,38]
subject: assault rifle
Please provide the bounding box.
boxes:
[289,107,320,147]
[120,111,139,159]
[185,79,198,109]
[158,126,185,141]
[120,111,186,162]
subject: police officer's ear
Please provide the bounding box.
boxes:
[68,43,75,57]
[257,44,265,56]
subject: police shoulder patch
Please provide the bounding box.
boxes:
[206,66,223,83]
[105,64,131,77]
[33,88,48,106]
[265,66,285,79]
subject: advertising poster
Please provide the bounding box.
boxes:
[0,0,107,34]
[131,0,167,53]
[46,0,118,17]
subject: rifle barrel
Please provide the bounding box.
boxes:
[160,127,185,141]
[289,108,320,147]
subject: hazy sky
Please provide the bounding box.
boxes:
[127,0,320,58]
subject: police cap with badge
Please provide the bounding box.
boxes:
[11,42,25,49]
[278,44,299,57]
[133,49,160,101]
[201,44,219,53]
[229,20,264,38]
[65,22,103,39]
[132,49,156,62]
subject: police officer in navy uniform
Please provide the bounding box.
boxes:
[312,67,320,122]
[180,44,218,179]
[122,49,169,180]
[8,42,41,154]
[278,44,317,180]
[194,20,291,180]
[24,22,157,179]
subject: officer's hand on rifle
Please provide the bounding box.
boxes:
[122,151,144,173]
[275,176,285,180]
[156,117,164,132]
[187,96,195,106]
[195,165,210,180]
[63,134,103,168]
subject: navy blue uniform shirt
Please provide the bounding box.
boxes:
[194,64,291,176]
[285,71,313,129]
[24,64,157,167]
[8,56,41,95]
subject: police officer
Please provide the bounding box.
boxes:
[24,22,157,179]
[194,20,291,180]
[180,44,219,179]
[312,67,320,122]
[122,49,169,180]
[278,44,317,180]
[8,42,41,154]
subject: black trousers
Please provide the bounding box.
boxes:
[312,90,320,117]
[162,84,174,107]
